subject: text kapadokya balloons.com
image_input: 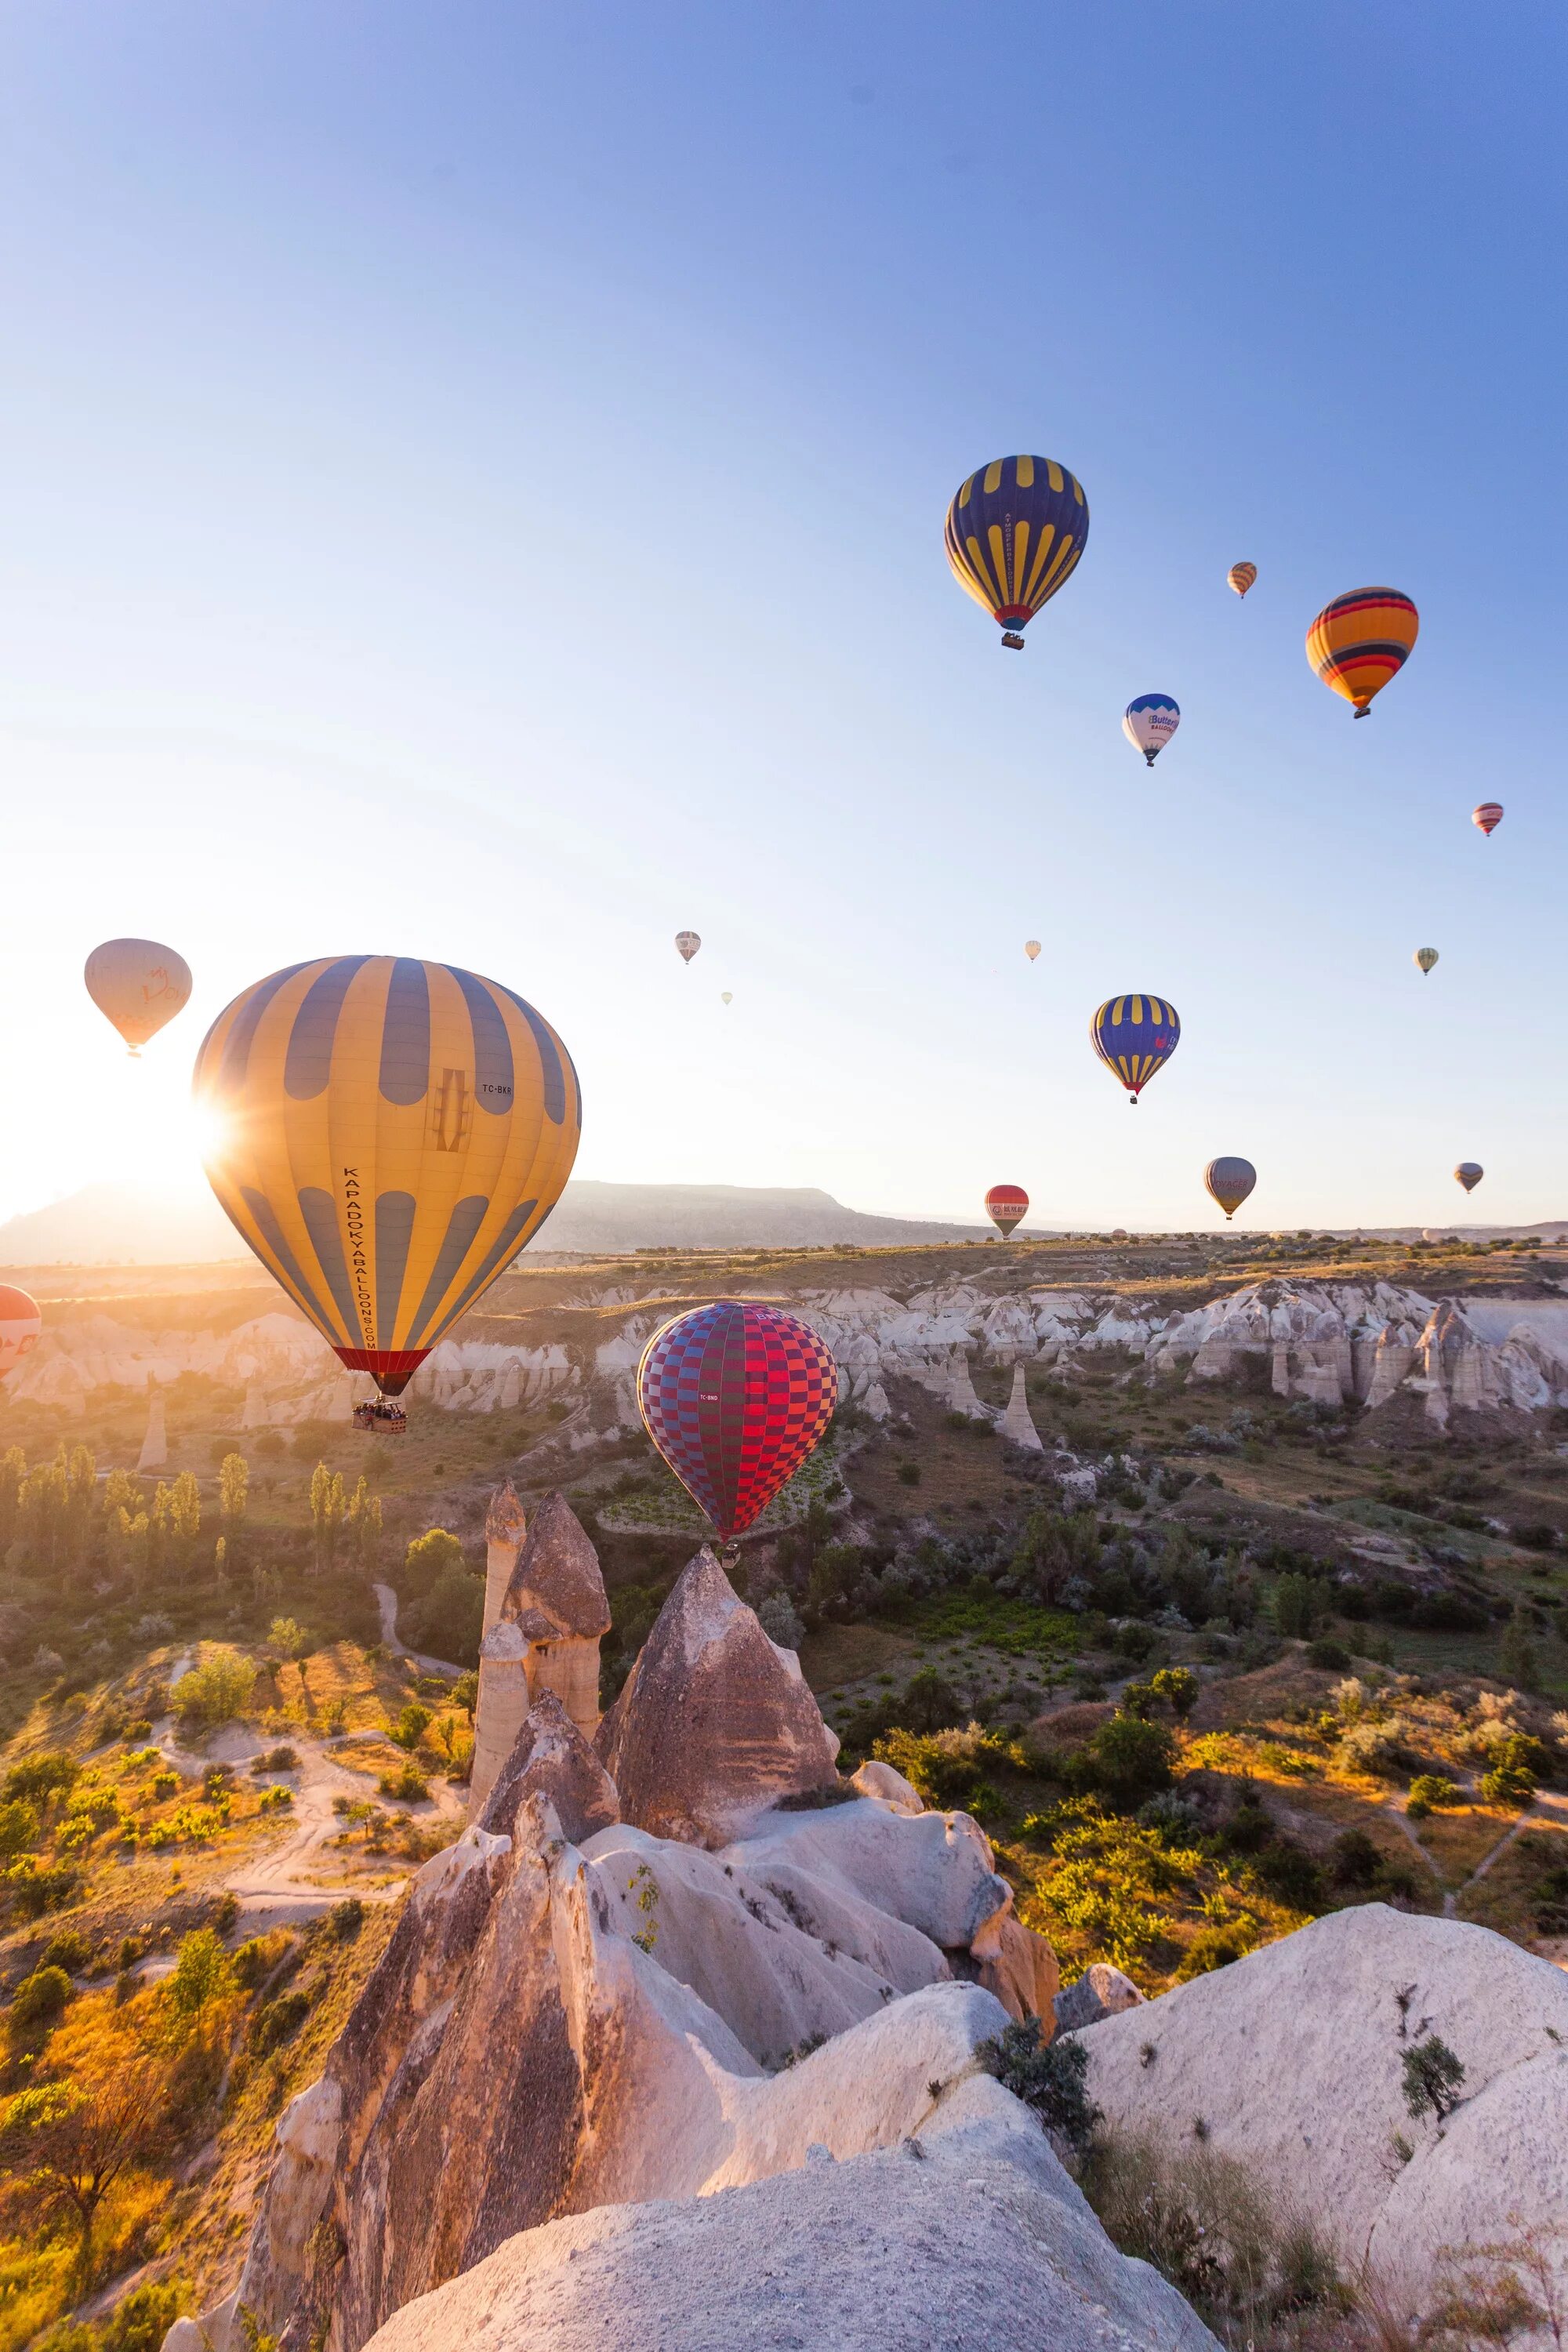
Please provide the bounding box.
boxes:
[1306,587,1418,717]
[985,1185,1029,1238]
[675,931,701,964]
[0,1287,42,1377]
[1091,995,1181,1105]
[1415,947,1439,976]
[85,938,192,1054]
[1204,1157,1257,1221]
[1454,1163,1484,1194]
[637,1300,838,1542]
[1228,562,1258,597]
[193,956,581,1398]
[944,454,1089,650]
[1472,803,1504,837]
[1123,694,1181,767]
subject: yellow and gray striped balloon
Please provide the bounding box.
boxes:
[193,956,581,1394]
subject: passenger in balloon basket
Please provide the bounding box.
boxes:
[353,1397,407,1436]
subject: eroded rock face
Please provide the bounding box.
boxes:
[595,1549,840,1845]
[503,1493,610,1643]
[1054,1962,1145,2031]
[477,1692,619,1847]
[1069,1905,1568,2322]
[356,2088,1220,2352]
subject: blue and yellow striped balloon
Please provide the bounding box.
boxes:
[944,455,1089,649]
[193,957,582,1394]
[1091,995,1181,1105]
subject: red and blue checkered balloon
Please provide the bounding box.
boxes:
[637,1300,839,1541]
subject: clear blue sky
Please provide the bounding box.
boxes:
[1,3,1562,1234]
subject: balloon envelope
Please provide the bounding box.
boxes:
[720,992,732,1004]
[0,1285,41,1377]
[1204,1156,1257,1220]
[1306,587,1418,716]
[985,1184,1029,1237]
[637,1301,838,1540]
[193,956,581,1396]
[1091,995,1181,1102]
[675,931,701,964]
[1024,940,1041,962]
[1454,1163,1484,1193]
[1228,562,1258,597]
[1415,947,1439,975]
[85,938,192,1052]
[1472,803,1504,837]
[1123,695,1180,766]
[944,455,1088,645]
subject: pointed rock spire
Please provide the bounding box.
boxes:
[137,1385,167,1473]
[503,1491,609,1641]
[482,1478,528,1639]
[476,1690,619,1844]
[595,1547,840,1846]
[998,1364,1044,1451]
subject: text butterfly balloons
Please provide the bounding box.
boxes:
[944,455,1089,649]
[1123,694,1180,766]
[637,1301,838,1541]
[193,956,581,1396]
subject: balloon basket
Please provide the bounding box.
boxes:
[1000,632,1025,651]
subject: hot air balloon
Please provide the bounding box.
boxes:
[1306,588,1418,717]
[985,1185,1029,1239]
[1204,1157,1257,1221]
[0,1287,41,1377]
[193,957,581,1401]
[675,931,701,964]
[1415,947,1439,976]
[720,992,733,1005]
[1454,1163,1484,1194]
[1472,803,1504,837]
[1123,695,1181,767]
[1091,995,1180,1105]
[85,939,192,1055]
[1228,562,1258,598]
[944,455,1089,649]
[1024,940,1041,963]
[637,1301,838,1542]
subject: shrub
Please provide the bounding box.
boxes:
[37,1929,91,1976]
[174,1649,257,1731]
[1479,1753,1538,1807]
[1401,2033,1465,2123]
[377,1762,429,1802]
[873,1725,1015,1817]
[1406,1773,1459,1818]
[9,1963,74,2030]
[1247,1838,1325,1912]
[1064,1713,1177,1808]
[169,1927,233,2016]
[757,1591,806,1650]
[267,1617,312,1661]
[1176,1925,1250,1980]
[249,1988,311,2053]
[1337,1721,1404,1779]
[1306,1637,1351,1671]
[390,1703,433,1752]
[895,1462,921,1486]
[233,1931,294,1991]
[0,1797,40,1856]
[6,1860,79,1917]
[2,1751,77,1807]
[327,1897,364,1942]
[101,2282,183,2352]
[1272,1573,1326,1639]
[977,2017,1100,2152]
[1148,1667,1198,1719]
[1329,1827,1383,1887]
[257,1785,293,1813]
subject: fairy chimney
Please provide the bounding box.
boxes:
[470,1493,611,1813]
[481,1479,528,1638]
[137,1386,168,1473]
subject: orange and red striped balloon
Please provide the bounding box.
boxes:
[1472,803,1504,837]
[1306,587,1418,717]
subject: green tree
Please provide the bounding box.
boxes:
[169,1472,201,1566]
[401,1526,466,1595]
[1499,1606,1540,1693]
[1402,2034,1465,2123]
[0,2010,172,2283]
[347,1475,382,1573]
[219,1452,249,1562]
[309,1463,344,1575]
[267,1617,310,1662]
[0,1796,41,1856]
[167,1928,233,2017]
[172,1649,257,1732]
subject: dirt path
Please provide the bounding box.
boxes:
[373,1581,464,1680]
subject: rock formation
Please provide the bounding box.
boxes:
[1053,1961,1145,2031]
[470,1494,610,1811]
[998,1362,1044,1450]
[357,2086,1219,2352]
[481,1479,527,1637]
[136,1385,167,1472]
[1068,1904,1568,2320]
[595,1548,840,1844]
